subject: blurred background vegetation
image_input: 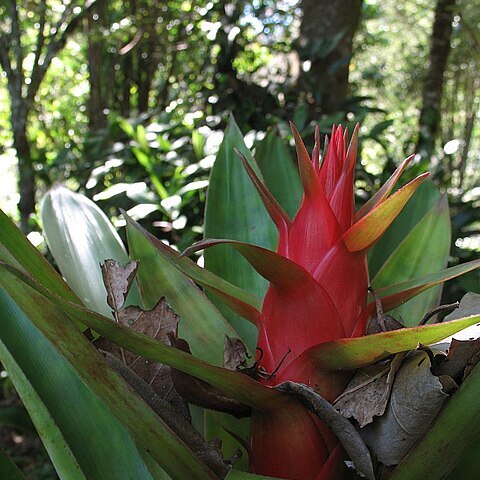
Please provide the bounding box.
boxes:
[0,0,479,477]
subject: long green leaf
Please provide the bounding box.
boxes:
[204,115,277,349]
[0,271,220,479]
[0,289,157,480]
[375,259,480,310]
[372,195,451,325]
[368,180,441,277]
[40,186,143,318]
[0,261,282,411]
[390,362,480,480]
[295,314,480,371]
[254,129,302,219]
[126,218,241,365]
[0,209,79,303]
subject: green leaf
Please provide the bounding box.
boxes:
[126,214,262,323]
[296,314,480,371]
[0,289,156,480]
[371,194,451,325]
[40,186,143,318]
[254,129,302,219]
[0,271,219,479]
[374,259,480,311]
[368,180,441,277]
[390,362,480,480]
[204,114,277,350]
[344,173,429,252]
[0,262,281,411]
[0,209,78,304]
[126,219,242,365]
[192,129,206,160]
[0,448,26,480]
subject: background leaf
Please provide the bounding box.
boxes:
[40,186,143,318]
[254,129,302,219]
[370,183,451,325]
[204,115,277,350]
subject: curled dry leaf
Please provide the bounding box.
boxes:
[434,338,480,382]
[96,299,190,420]
[275,381,375,480]
[223,336,248,371]
[361,350,448,466]
[334,353,406,428]
[101,259,138,311]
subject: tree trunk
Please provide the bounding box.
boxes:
[297,0,363,117]
[87,1,108,131]
[416,0,456,160]
[12,110,35,233]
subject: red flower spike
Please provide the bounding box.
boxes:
[184,124,428,480]
[245,125,427,480]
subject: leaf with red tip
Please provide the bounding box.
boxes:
[126,215,262,327]
[343,173,429,252]
[0,261,283,411]
[290,122,322,197]
[204,115,276,349]
[356,155,415,220]
[183,239,345,364]
[374,259,480,312]
[235,149,291,257]
[371,194,451,325]
[254,129,303,219]
[292,313,480,372]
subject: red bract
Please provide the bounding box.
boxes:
[242,125,427,480]
[189,124,428,479]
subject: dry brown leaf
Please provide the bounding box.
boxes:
[96,297,190,420]
[434,338,480,382]
[361,350,448,466]
[100,259,138,311]
[334,353,406,428]
[223,336,248,371]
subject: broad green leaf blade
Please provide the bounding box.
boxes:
[0,271,220,480]
[0,448,26,480]
[0,289,155,480]
[295,314,480,371]
[375,259,480,311]
[254,129,302,219]
[204,115,277,349]
[368,180,441,277]
[371,195,451,325]
[126,215,261,326]
[126,219,242,365]
[0,262,281,411]
[40,186,143,318]
[390,362,480,480]
[0,209,79,303]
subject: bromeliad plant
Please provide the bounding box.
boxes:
[0,117,480,480]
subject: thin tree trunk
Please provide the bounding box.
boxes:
[297,0,363,117]
[12,113,35,233]
[87,1,108,131]
[416,0,456,160]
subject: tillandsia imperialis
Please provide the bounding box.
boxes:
[3,118,480,480]
[182,123,430,479]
